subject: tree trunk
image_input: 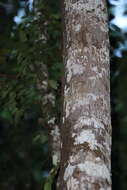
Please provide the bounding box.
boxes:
[58,0,111,189]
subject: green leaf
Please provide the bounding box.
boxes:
[33,134,48,144]
[0,110,12,121]
[20,30,27,42]
[52,154,58,166]
[40,134,48,144]
[33,135,41,142]
[48,80,57,89]
[44,181,52,190]
[44,179,52,190]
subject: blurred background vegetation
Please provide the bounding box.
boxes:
[0,0,127,189]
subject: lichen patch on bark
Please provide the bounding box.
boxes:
[73,130,97,148]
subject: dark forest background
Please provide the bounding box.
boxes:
[0,0,127,189]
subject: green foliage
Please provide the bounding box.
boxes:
[109,2,127,190]
[44,179,52,190]
[0,0,62,124]
[0,0,62,189]
[44,166,59,190]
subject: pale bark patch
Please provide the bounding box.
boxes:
[64,0,104,13]
[66,59,84,82]
[74,24,81,32]
[64,164,75,181]
[73,130,97,150]
[50,125,61,165]
[73,116,105,130]
[64,161,110,183]
[67,177,79,190]
[78,161,110,182]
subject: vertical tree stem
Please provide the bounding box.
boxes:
[59,0,111,189]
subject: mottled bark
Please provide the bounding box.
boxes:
[59,0,111,189]
[33,0,61,166]
[36,63,61,166]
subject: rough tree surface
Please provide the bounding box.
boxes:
[58,0,111,189]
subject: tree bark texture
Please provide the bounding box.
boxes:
[59,0,111,189]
